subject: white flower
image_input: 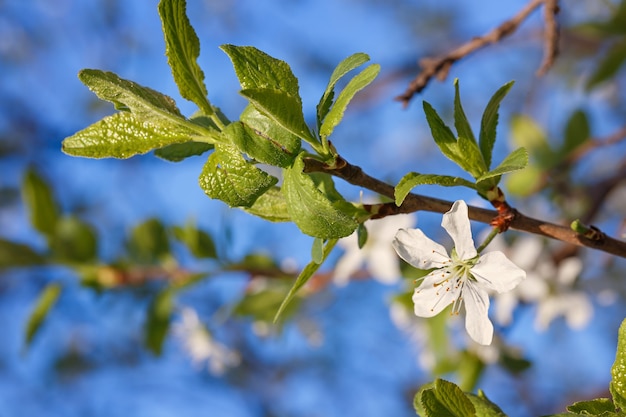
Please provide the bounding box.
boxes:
[392,200,526,345]
[334,213,416,286]
[173,307,241,375]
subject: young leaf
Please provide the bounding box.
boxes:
[610,318,626,410]
[479,81,514,168]
[317,52,370,126]
[509,115,554,168]
[0,239,45,269]
[78,69,193,131]
[567,398,615,415]
[476,147,528,184]
[145,290,174,356]
[63,112,196,159]
[422,102,467,171]
[311,237,324,264]
[240,104,301,156]
[172,222,217,259]
[586,39,626,90]
[243,187,291,222]
[274,238,338,322]
[158,0,212,115]
[282,154,357,239]
[458,135,488,178]
[127,218,170,264]
[240,88,317,145]
[154,141,214,162]
[395,173,476,206]
[24,283,62,350]
[50,216,98,263]
[467,390,508,417]
[454,79,477,144]
[319,63,380,138]
[22,168,59,238]
[198,144,278,207]
[562,109,590,155]
[220,44,300,96]
[224,121,296,168]
[357,223,368,249]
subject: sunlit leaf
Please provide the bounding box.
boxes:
[453,79,477,144]
[395,173,476,206]
[224,121,297,168]
[567,398,615,415]
[319,63,380,138]
[282,154,357,239]
[198,144,278,207]
[476,147,528,184]
[63,112,195,159]
[317,52,370,127]
[611,318,626,410]
[562,109,590,155]
[220,44,300,96]
[274,238,338,322]
[505,166,543,197]
[467,390,508,417]
[242,187,290,222]
[479,81,514,168]
[24,283,62,350]
[154,141,214,162]
[311,237,324,264]
[509,115,554,168]
[420,379,476,417]
[159,0,213,114]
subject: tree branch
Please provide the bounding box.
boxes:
[396,0,549,106]
[303,156,626,258]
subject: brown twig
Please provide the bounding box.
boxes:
[303,156,626,258]
[396,0,548,106]
[536,0,560,75]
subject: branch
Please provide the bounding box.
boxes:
[536,0,560,76]
[396,0,549,106]
[303,156,626,258]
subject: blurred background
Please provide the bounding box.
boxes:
[1,0,626,416]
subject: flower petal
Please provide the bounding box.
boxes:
[471,251,526,293]
[393,228,449,269]
[462,284,493,345]
[441,200,477,260]
[412,273,457,317]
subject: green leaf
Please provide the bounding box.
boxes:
[172,222,217,259]
[240,104,301,156]
[158,0,212,115]
[0,239,45,269]
[78,69,192,130]
[24,283,62,350]
[423,101,483,177]
[224,121,297,168]
[198,144,278,207]
[154,141,214,162]
[567,398,615,415]
[145,290,174,356]
[311,237,324,264]
[479,81,514,168]
[127,218,170,264]
[587,39,626,90]
[357,223,368,249]
[505,166,543,197]
[563,109,590,155]
[509,115,554,168]
[50,216,98,263]
[476,147,528,184]
[395,173,476,206]
[317,52,370,127]
[63,112,195,159]
[243,186,291,222]
[422,389,457,417]
[240,88,317,145]
[220,44,300,96]
[274,238,338,322]
[453,79,477,145]
[433,379,476,417]
[282,154,357,239]
[22,168,59,238]
[319,63,380,138]
[611,318,626,410]
[467,390,508,417]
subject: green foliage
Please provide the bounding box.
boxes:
[24,283,62,350]
[172,221,217,259]
[23,168,59,238]
[282,154,357,239]
[50,216,98,263]
[158,0,212,115]
[242,187,291,222]
[145,289,175,355]
[127,218,171,264]
[611,319,626,411]
[199,144,278,207]
[0,239,45,268]
[395,174,476,206]
[478,81,514,168]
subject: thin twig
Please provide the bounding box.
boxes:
[396,0,545,106]
[303,156,626,258]
[536,0,560,75]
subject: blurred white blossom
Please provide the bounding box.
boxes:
[174,307,241,375]
[491,236,593,331]
[393,200,525,345]
[334,212,416,286]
